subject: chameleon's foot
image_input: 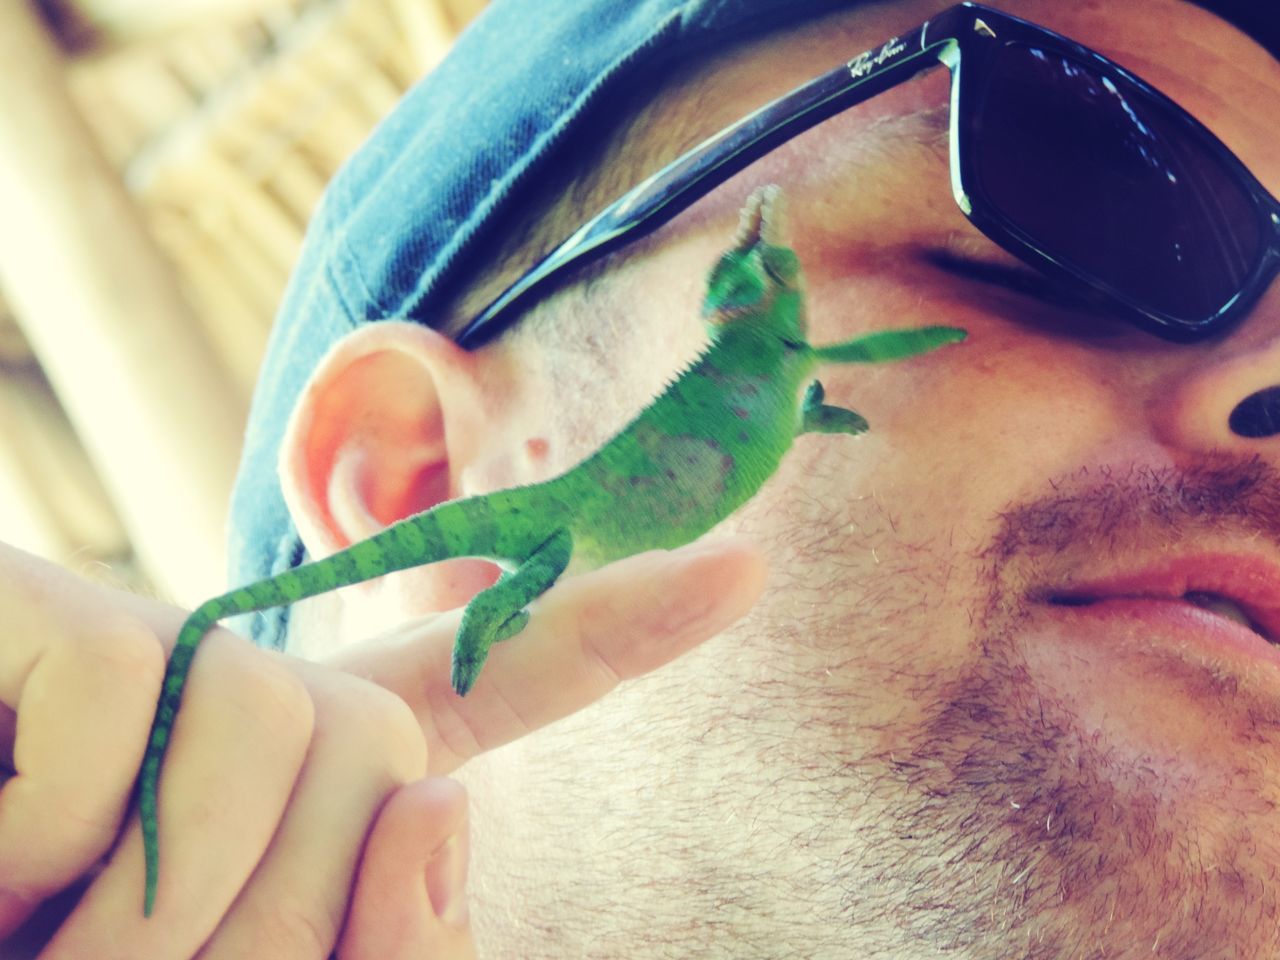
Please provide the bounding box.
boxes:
[450,528,573,696]
[450,610,529,695]
[801,379,869,435]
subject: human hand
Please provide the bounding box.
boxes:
[0,537,764,958]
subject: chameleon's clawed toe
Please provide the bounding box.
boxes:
[803,379,825,409]
[451,655,481,696]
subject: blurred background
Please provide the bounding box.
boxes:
[0,0,484,607]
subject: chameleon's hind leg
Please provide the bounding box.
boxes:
[451,528,573,695]
[801,380,869,435]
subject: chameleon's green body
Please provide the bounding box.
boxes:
[137,188,965,915]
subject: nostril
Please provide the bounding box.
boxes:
[1229,386,1280,438]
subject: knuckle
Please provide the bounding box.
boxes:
[420,681,486,769]
[229,652,317,750]
[77,611,167,698]
[240,897,336,958]
[328,678,426,779]
[572,602,626,691]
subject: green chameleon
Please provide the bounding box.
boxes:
[136,185,965,915]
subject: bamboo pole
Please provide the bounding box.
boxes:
[442,0,487,33]
[271,56,375,169]
[245,147,328,225]
[0,379,71,562]
[69,0,298,48]
[0,369,129,562]
[0,0,246,605]
[124,0,355,195]
[146,205,272,400]
[0,306,33,367]
[164,145,304,277]
[395,0,457,71]
[0,446,67,565]
[70,52,201,165]
[306,28,403,121]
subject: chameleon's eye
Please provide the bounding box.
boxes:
[703,250,767,313]
[761,246,800,285]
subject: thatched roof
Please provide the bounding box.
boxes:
[0,0,483,603]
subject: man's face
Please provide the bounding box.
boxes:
[445,0,1280,955]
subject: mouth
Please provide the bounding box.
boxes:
[1037,553,1280,649]
[1047,590,1274,643]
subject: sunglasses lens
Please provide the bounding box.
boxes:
[972,42,1264,327]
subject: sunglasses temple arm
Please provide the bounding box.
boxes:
[456,10,971,348]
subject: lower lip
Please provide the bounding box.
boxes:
[1039,597,1280,671]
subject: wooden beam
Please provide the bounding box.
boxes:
[57,0,301,53]
[0,396,70,564]
[0,300,34,366]
[0,369,129,563]
[121,0,355,195]
[0,0,247,604]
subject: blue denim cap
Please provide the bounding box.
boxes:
[228,0,1278,651]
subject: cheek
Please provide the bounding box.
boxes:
[839,333,1137,537]
[699,345,1130,753]
[731,337,1132,652]
[526,242,726,471]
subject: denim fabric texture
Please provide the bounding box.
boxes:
[227,0,1278,650]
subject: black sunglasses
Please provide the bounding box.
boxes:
[456,2,1280,348]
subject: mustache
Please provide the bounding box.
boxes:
[982,452,1280,568]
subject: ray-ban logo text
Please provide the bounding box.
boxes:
[847,37,907,79]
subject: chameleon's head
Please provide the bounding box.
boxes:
[702,186,808,344]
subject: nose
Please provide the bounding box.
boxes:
[1223,216,1280,438]
[1151,283,1280,450]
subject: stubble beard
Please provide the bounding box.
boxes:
[465,453,1280,959]
[827,453,1280,959]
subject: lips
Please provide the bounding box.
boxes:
[1037,553,1280,646]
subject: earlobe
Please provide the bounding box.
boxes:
[279,320,487,561]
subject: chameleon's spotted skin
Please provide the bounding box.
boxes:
[137,186,965,916]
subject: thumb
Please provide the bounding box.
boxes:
[336,777,475,960]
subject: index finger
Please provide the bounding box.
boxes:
[325,537,765,775]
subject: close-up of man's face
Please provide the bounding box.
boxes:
[283,0,1280,956]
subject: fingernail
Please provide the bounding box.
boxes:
[425,833,469,929]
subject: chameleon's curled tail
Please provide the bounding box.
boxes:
[138,493,535,916]
[141,554,376,913]
[139,605,216,916]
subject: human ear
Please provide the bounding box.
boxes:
[278,320,500,607]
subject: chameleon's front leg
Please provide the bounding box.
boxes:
[801,380,869,436]
[451,528,573,695]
